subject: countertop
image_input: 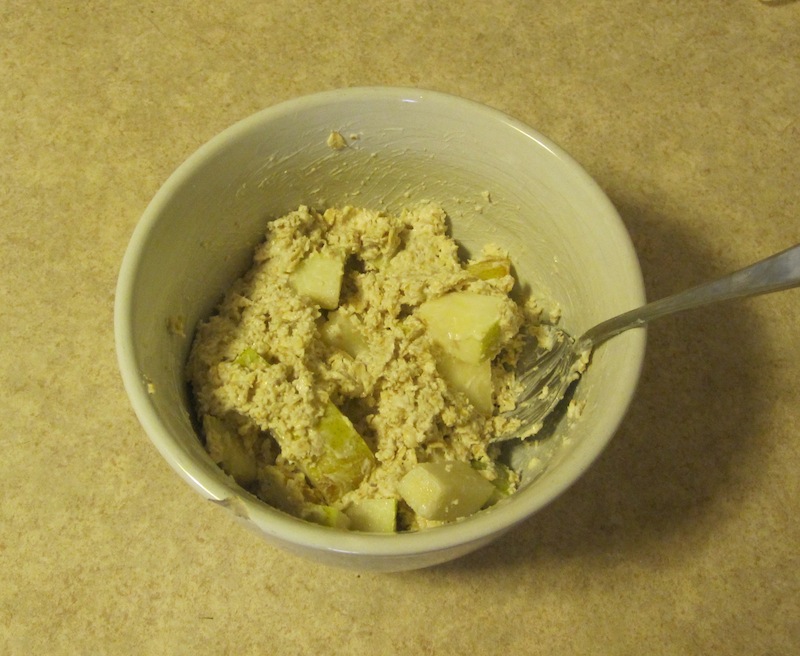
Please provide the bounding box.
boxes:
[2,2,799,654]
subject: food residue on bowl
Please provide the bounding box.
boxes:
[326,131,347,150]
[167,314,186,337]
[186,203,546,531]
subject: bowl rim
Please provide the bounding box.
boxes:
[114,86,646,561]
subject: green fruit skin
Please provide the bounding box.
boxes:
[302,402,375,503]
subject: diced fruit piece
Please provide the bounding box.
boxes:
[490,462,515,495]
[437,352,493,415]
[320,309,368,358]
[398,461,495,522]
[345,498,397,533]
[417,291,505,363]
[302,503,352,529]
[235,347,266,367]
[202,415,258,486]
[289,251,345,309]
[467,256,511,280]
[482,461,516,506]
[257,465,304,514]
[302,402,375,503]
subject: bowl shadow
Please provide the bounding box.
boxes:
[430,192,775,574]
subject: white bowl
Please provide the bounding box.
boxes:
[115,87,645,571]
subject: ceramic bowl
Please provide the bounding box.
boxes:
[115,87,645,571]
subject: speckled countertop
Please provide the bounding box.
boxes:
[2,2,799,654]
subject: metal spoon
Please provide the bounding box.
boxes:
[498,243,800,440]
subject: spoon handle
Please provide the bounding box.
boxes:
[582,243,800,346]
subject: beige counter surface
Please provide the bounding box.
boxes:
[2,2,799,654]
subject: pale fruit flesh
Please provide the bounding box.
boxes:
[289,251,345,309]
[417,291,505,363]
[398,461,495,522]
[436,353,493,415]
[202,415,258,486]
[345,498,397,532]
[319,309,369,358]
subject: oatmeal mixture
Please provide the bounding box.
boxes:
[187,203,541,531]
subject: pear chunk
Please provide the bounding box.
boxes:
[436,353,493,415]
[301,503,352,529]
[417,291,505,363]
[345,498,397,533]
[302,402,375,503]
[289,251,344,309]
[320,309,369,358]
[398,461,495,522]
[482,461,517,506]
[467,256,511,280]
[234,347,266,368]
[202,415,258,486]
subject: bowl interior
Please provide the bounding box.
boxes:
[115,88,645,570]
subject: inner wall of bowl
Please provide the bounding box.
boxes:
[126,89,644,522]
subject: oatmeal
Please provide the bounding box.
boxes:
[187,203,541,531]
